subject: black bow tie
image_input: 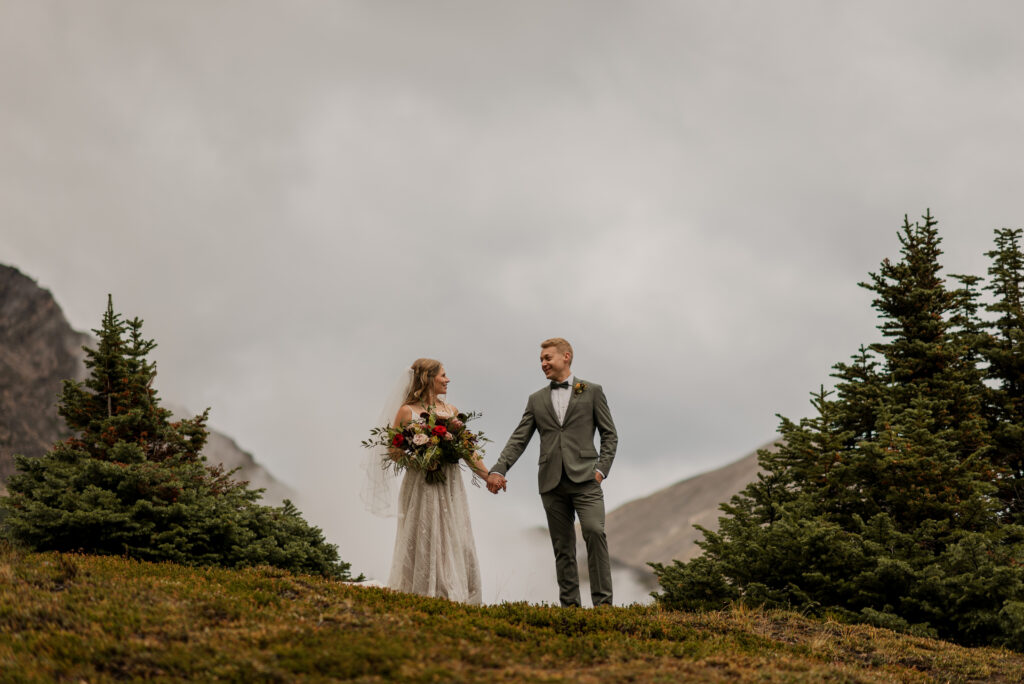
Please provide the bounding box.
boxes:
[550,380,570,390]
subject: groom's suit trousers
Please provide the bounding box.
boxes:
[541,469,612,607]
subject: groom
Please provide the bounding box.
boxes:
[487,338,618,607]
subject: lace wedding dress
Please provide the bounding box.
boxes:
[387,409,482,604]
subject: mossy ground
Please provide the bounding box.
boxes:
[1,544,1021,682]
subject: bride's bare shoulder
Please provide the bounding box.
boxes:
[393,404,416,426]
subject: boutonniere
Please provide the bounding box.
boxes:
[573,382,587,395]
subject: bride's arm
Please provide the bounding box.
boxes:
[468,451,489,480]
[387,405,414,461]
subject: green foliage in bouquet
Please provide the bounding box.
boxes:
[0,297,361,581]
[652,213,1024,650]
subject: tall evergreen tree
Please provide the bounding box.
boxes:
[861,212,988,457]
[852,212,994,530]
[983,228,1024,524]
[652,212,1024,649]
[1,297,360,581]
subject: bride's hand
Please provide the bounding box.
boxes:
[485,472,507,494]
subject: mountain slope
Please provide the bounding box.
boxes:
[0,265,90,484]
[606,442,776,579]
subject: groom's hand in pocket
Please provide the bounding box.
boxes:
[594,471,604,484]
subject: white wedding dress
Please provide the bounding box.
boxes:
[387,410,482,604]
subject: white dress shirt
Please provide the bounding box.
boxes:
[551,374,573,425]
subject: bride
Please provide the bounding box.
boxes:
[363,358,488,603]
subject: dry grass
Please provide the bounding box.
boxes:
[1,543,1021,682]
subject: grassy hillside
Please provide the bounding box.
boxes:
[1,544,1021,682]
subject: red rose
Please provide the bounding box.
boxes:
[432,425,447,437]
[392,434,405,447]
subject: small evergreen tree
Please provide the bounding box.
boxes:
[1,297,360,581]
[652,212,1024,649]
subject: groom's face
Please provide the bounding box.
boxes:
[540,347,571,381]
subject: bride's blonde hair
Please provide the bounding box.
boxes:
[404,358,443,407]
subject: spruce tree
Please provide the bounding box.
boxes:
[1,297,360,581]
[652,212,1024,649]
[982,228,1024,524]
[851,214,993,533]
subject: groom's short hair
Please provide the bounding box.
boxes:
[541,337,573,363]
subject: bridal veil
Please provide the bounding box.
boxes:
[360,367,413,517]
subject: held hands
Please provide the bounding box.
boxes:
[486,472,507,494]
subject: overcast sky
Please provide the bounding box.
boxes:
[3,1,1022,603]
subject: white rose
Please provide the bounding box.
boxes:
[412,433,429,446]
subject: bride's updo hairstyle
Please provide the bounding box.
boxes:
[404,358,443,406]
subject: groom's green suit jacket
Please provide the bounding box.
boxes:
[492,378,618,494]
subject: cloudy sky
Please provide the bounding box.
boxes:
[3,1,1022,603]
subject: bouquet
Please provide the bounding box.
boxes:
[362,409,489,485]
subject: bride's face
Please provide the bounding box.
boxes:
[432,367,450,397]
